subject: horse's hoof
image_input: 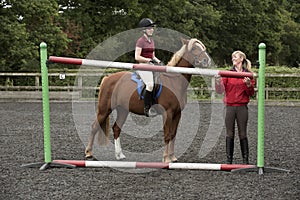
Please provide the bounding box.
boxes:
[163,158,172,163]
[85,155,94,160]
[148,108,158,117]
[170,155,178,163]
[115,153,126,160]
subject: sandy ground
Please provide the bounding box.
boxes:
[0,102,299,199]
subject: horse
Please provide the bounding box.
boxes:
[85,38,211,163]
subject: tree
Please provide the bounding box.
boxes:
[0,0,299,71]
[0,0,68,71]
[281,0,300,67]
[133,0,222,64]
[0,1,33,71]
[58,0,143,58]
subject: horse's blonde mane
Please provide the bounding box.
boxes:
[167,38,204,66]
[167,44,187,66]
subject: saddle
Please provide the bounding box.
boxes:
[131,72,162,103]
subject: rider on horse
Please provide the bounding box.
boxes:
[135,18,162,117]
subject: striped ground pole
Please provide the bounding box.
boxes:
[53,160,255,171]
[48,56,255,78]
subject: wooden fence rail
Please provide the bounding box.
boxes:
[0,72,299,101]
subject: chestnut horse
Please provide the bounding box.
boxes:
[85,38,211,162]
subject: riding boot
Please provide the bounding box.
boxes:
[240,138,249,164]
[226,137,234,164]
[143,90,152,117]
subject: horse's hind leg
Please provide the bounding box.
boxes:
[85,114,108,159]
[85,120,98,158]
[113,107,128,160]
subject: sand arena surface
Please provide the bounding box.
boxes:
[1,102,299,199]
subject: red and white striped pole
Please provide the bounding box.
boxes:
[48,56,255,78]
[53,160,255,171]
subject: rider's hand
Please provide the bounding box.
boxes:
[150,59,163,65]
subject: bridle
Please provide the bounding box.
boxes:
[190,43,210,68]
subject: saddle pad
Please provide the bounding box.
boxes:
[131,72,162,99]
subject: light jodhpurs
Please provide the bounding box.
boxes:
[137,70,154,92]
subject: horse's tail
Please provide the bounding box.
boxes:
[96,76,110,146]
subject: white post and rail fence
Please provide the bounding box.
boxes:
[0,72,299,102]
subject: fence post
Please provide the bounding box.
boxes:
[35,75,40,91]
[211,77,215,101]
[78,75,82,98]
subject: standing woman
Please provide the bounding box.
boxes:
[215,50,255,164]
[135,18,162,117]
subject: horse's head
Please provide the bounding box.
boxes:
[182,38,211,68]
[167,38,211,69]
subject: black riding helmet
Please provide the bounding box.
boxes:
[139,18,156,28]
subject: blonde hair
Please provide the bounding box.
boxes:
[232,50,252,72]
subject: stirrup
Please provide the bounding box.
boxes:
[148,107,158,117]
[144,107,158,117]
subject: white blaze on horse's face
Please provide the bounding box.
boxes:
[189,41,211,68]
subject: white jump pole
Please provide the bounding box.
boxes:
[48,56,255,78]
[53,160,255,171]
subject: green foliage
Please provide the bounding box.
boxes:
[0,0,299,72]
[58,0,143,57]
[0,0,68,71]
[264,66,300,74]
[0,12,33,71]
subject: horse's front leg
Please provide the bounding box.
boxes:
[113,108,128,160]
[168,138,178,162]
[163,143,170,163]
[163,112,181,162]
[168,112,181,162]
[163,140,179,163]
[163,110,173,163]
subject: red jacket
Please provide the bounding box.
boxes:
[215,68,255,106]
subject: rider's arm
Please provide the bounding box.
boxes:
[135,47,152,63]
[151,52,161,64]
